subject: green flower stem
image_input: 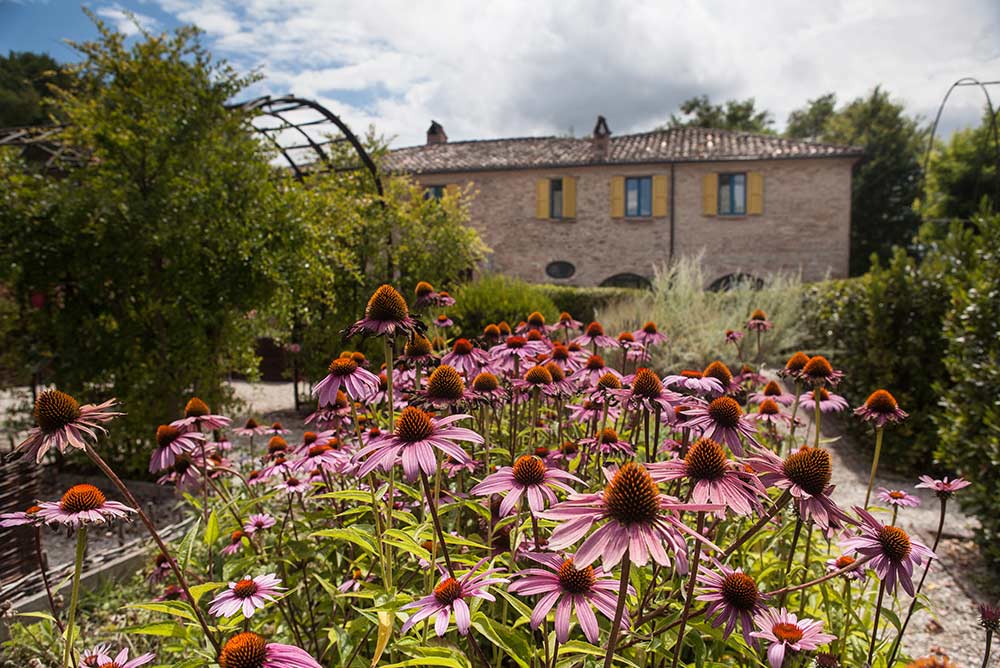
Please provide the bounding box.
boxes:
[840,579,852,663]
[813,391,822,449]
[61,526,86,668]
[779,516,804,606]
[982,629,994,668]
[33,528,63,632]
[383,337,396,590]
[864,427,884,508]
[722,489,792,560]
[672,512,706,668]
[867,580,887,666]
[419,468,454,576]
[603,552,631,668]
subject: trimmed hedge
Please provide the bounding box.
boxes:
[536,284,639,322]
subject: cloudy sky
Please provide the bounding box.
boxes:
[2,0,999,147]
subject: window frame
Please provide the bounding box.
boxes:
[717,173,747,216]
[549,178,564,220]
[424,185,446,201]
[624,176,653,218]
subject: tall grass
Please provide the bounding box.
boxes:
[598,255,809,371]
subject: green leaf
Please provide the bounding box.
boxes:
[311,527,378,555]
[128,601,198,622]
[370,610,393,667]
[188,581,224,604]
[204,509,219,546]
[123,621,187,637]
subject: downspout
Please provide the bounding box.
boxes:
[669,163,676,262]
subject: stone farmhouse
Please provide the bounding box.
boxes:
[384,117,862,288]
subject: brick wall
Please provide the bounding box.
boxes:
[415,157,853,287]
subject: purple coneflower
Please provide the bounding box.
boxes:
[825,553,865,581]
[746,308,773,332]
[469,371,507,405]
[233,417,267,437]
[218,631,322,668]
[15,390,121,462]
[579,428,635,458]
[648,438,766,517]
[725,328,745,345]
[0,504,42,527]
[81,647,154,668]
[877,488,920,508]
[570,354,621,388]
[614,368,681,413]
[441,338,490,377]
[542,462,721,570]
[778,351,810,379]
[402,334,437,368]
[471,454,581,516]
[222,530,247,556]
[149,424,205,473]
[750,607,835,668]
[338,566,371,592]
[343,284,419,339]
[734,364,767,388]
[295,444,344,474]
[840,506,934,596]
[419,365,471,407]
[413,281,438,309]
[752,399,796,429]
[264,422,291,436]
[565,399,619,426]
[353,406,481,481]
[915,475,971,499]
[703,361,740,394]
[799,388,849,414]
[171,397,231,432]
[696,563,765,646]
[800,355,843,387]
[748,446,852,534]
[632,320,668,347]
[509,552,631,643]
[147,553,172,583]
[664,370,725,396]
[209,573,284,618]
[433,313,454,328]
[433,290,456,307]
[854,389,908,427]
[517,311,552,334]
[555,312,583,332]
[313,356,380,406]
[277,475,311,496]
[512,364,561,398]
[401,558,507,636]
[490,335,548,374]
[37,484,134,527]
[574,321,618,349]
[157,454,203,493]
[546,343,586,373]
[682,396,760,456]
[749,380,796,407]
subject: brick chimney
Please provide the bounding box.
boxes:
[591,115,611,160]
[427,120,448,146]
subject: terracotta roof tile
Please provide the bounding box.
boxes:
[385,126,862,174]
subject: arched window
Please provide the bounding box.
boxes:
[545,261,576,280]
[708,273,764,292]
[600,273,651,289]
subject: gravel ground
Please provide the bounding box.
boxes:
[4,382,995,665]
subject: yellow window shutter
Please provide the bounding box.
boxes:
[748,172,764,215]
[562,177,577,218]
[536,179,550,219]
[652,175,668,218]
[610,176,625,218]
[702,174,718,216]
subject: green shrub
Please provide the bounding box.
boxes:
[801,248,950,473]
[536,284,639,322]
[450,274,559,336]
[932,215,1000,570]
[598,255,808,370]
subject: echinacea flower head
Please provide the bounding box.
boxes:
[703,361,738,394]
[915,475,971,500]
[633,320,668,346]
[750,607,835,668]
[353,406,481,481]
[979,602,1000,632]
[682,396,760,456]
[543,462,722,569]
[648,438,766,517]
[746,308,773,332]
[749,380,795,407]
[825,553,865,581]
[313,356,380,406]
[441,338,490,377]
[37,483,135,527]
[490,335,548,373]
[433,314,454,328]
[422,365,469,406]
[0,504,43,527]
[799,388,849,414]
[749,447,852,535]
[509,552,631,644]
[470,371,506,404]
[753,399,796,428]
[401,558,507,636]
[81,647,154,668]
[725,329,745,344]
[854,389,908,427]
[800,355,843,387]
[579,427,635,458]
[209,574,284,618]
[171,397,231,431]
[904,655,958,668]
[218,632,322,668]
[663,370,725,396]
[344,284,419,339]
[470,454,582,516]
[149,424,205,473]
[840,506,934,596]
[877,488,920,508]
[574,321,618,349]
[233,417,266,437]
[615,368,681,412]
[15,390,121,463]
[413,280,437,308]
[779,351,810,379]
[696,563,765,646]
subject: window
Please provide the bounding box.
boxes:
[708,273,764,292]
[545,261,575,279]
[600,273,652,289]
[424,185,446,200]
[718,173,747,215]
[625,177,652,217]
[549,178,563,219]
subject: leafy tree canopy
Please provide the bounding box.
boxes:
[0,50,73,126]
[784,93,837,140]
[925,106,1000,221]
[666,95,775,133]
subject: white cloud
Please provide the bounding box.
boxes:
[150,0,1000,147]
[96,4,158,37]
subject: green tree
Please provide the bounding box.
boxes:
[666,95,775,133]
[0,51,73,126]
[822,87,926,274]
[925,107,1000,220]
[784,92,837,140]
[0,20,300,475]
